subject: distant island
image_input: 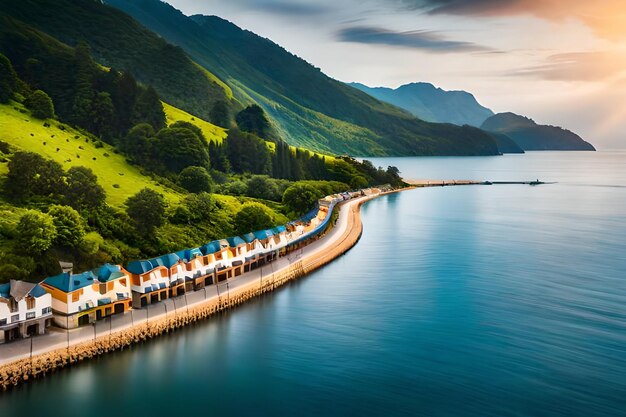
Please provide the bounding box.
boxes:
[481,113,595,151]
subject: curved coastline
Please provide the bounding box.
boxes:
[0,187,413,391]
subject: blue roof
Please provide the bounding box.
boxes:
[0,283,9,298]
[43,271,96,292]
[0,282,48,299]
[272,225,287,234]
[175,248,203,262]
[149,253,180,269]
[200,241,222,255]
[29,284,47,298]
[253,229,274,240]
[242,232,257,243]
[126,260,157,275]
[226,236,246,247]
[92,264,125,282]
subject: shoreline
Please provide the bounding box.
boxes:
[0,186,413,391]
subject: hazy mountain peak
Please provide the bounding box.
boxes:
[350,81,494,127]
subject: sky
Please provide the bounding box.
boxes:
[166,0,626,149]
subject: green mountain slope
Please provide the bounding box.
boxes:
[350,82,494,127]
[105,0,499,157]
[0,101,180,207]
[481,113,595,151]
[0,0,235,126]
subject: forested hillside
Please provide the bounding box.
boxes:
[106,0,500,157]
[0,16,404,284]
[0,0,237,127]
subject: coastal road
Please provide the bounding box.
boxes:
[0,192,381,365]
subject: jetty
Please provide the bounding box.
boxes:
[406,179,554,186]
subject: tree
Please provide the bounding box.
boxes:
[246,175,280,201]
[234,203,275,235]
[171,192,217,225]
[90,91,114,139]
[120,123,155,165]
[132,86,166,130]
[24,90,55,119]
[225,129,271,174]
[209,100,230,127]
[235,105,271,138]
[155,126,209,173]
[0,53,18,103]
[15,211,57,254]
[126,188,167,236]
[179,166,214,193]
[282,183,324,215]
[65,166,106,211]
[5,152,65,201]
[48,205,86,247]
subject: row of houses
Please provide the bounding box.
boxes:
[1,190,369,342]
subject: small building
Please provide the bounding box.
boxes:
[176,248,214,290]
[127,260,170,308]
[91,264,132,320]
[148,254,187,297]
[0,280,52,343]
[41,265,132,329]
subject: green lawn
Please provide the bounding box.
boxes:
[0,102,181,207]
[163,101,228,144]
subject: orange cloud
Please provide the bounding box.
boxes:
[416,0,626,40]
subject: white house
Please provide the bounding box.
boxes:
[0,280,53,343]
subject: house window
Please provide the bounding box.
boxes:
[0,319,6,326]
[72,292,80,302]
[100,283,107,295]
[42,307,52,315]
[107,282,113,291]
[26,312,35,319]
[9,299,18,313]
[26,297,35,310]
[11,314,19,323]
[120,278,127,286]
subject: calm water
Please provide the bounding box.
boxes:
[2,151,626,416]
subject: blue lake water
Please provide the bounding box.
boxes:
[2,151,626,416]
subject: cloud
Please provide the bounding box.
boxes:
[509,51,626,81]
[249,1,332,16]
[336,26,492,52]
[393,0,626,41]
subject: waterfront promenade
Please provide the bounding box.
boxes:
[0,188,398,369]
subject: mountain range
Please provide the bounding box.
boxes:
[350,82,494,128]
[102,0,499,157]
[352,82,594,152]
[0,0,593,156]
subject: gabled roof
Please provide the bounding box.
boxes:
[253,229,274,240]
[272,225,287,234]
[0,281,47,300]
[92,264,126,282]
[149,253,180,269]
[175,248,203,262]
[43,271,96,293]
[29,284,47,298]
[242,232,257,243]
[226,236,246,247]
[9,280,35,301]
[126,260,158,275]
[200,241,222,255]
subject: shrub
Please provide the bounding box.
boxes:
[24,90,55,119]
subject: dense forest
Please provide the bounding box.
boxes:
[0,36,404,284]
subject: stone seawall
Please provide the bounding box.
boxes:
[0,189,408,391]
